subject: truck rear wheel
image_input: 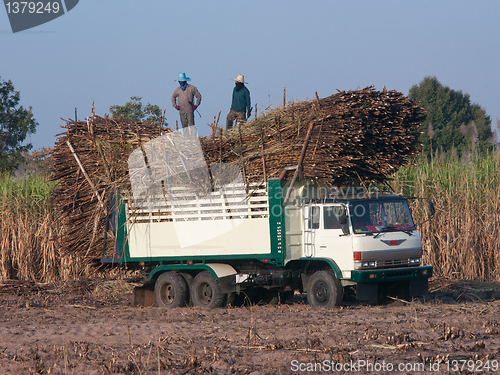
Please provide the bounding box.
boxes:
[191,271,225,309]
[154,272,188,308]
[307,270,342,308]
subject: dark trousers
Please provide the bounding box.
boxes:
[226,110,246,130]
[179,112,195,128]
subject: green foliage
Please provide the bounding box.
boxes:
[0,76,38,174]
[109,96,164,125]
[409,76,493,155]
[0,172,56,213]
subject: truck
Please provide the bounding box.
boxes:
[109,129,433,309]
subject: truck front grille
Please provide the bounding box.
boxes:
[380,259,408,267]
[355,257,421,270]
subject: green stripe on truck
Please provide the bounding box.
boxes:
[267,179,287,266]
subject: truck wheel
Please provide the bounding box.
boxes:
[154,272,188,308]
[307,270,342,308]
[191,271,225,309]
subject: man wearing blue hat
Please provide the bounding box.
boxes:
[171,72,202,131]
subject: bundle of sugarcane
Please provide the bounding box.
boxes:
[50,112,169,262]
[201,86,425,186]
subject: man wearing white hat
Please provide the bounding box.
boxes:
[226,74,251,130]
[171,72,202,131]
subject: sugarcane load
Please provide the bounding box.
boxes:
[201,86,426,187]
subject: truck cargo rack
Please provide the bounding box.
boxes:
[124,182,269,225]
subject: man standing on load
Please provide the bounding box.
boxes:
[171,72,202,133]
[226,74,251,130]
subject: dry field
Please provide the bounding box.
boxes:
[1,278,500,375]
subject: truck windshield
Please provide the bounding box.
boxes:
[349,200,415,234]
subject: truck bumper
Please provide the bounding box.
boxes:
[350,265,433,283]
[351,266,432,301]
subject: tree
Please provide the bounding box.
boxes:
[109,96,165,126]
[0,76,38,173]
[14,147,53,178]
[409,76,493,155]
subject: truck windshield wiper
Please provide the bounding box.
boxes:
[373,226,414,238]
[373,226,398,238]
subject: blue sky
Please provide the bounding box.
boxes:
[1,0,499,150]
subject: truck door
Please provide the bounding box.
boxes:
[313,204,353,272]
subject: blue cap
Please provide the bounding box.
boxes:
[177,72,191,82]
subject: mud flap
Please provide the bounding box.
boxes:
[356,283,378,301]
[410,278,428,297]
[218,274,236,295]
[132,285,156,307]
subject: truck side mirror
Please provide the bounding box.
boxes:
[338,206,348,225]
[428,201,435,216]
[336,206,350,235]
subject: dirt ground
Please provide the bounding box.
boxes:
[1,278,500,375]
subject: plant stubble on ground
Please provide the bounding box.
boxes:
[1,279,500,374]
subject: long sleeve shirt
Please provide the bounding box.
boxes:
[230,85,251,113]
[171,84,202,114]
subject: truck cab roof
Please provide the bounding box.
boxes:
[303,194,407,205]
[334,194,407,204]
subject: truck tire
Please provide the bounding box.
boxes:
[191,271,225,309]
[154,272,188,308]
[307,270,342,308]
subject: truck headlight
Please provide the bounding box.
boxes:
[359,261,376,268]
[409,258,421,264]
[355,261,376,269]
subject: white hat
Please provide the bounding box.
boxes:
[232,74,247,84]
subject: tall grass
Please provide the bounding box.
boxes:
[0,173,108,282]
[0,174,62,281]
[392,150,500,281]
[3,149,500,282]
